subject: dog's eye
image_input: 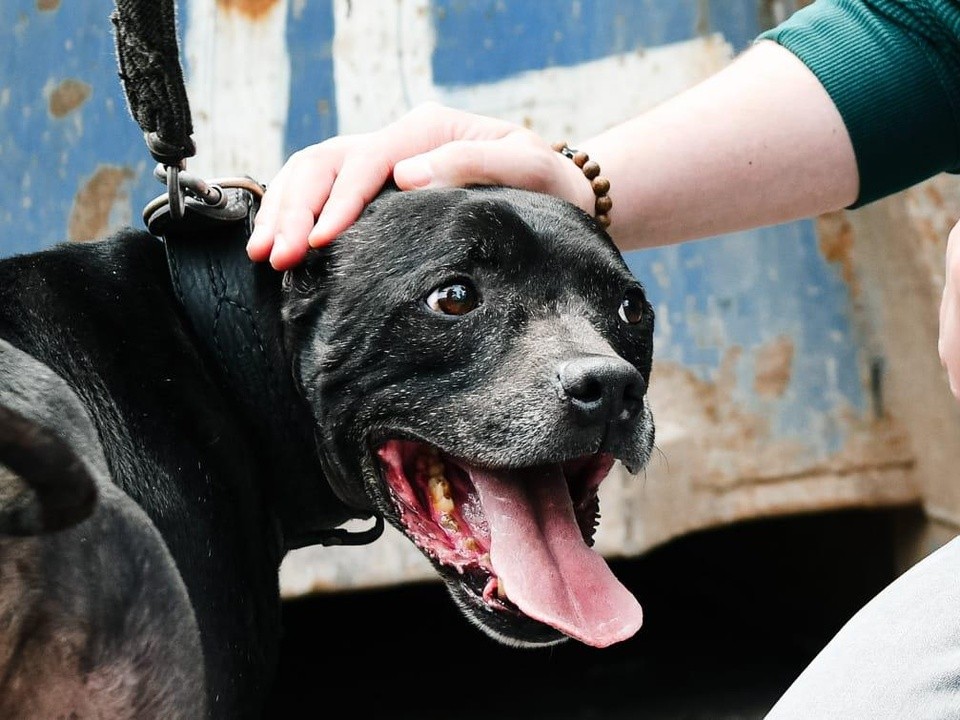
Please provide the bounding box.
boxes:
[618,287,647,325]
[426,282,480,316]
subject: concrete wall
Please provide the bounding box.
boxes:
[2,0,955,595]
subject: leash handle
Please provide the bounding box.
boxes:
[111,0,195,166]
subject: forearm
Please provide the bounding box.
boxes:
[251,0,960,268]
[588,0,960,252]
[582,40,858,251]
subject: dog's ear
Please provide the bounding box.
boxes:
[280,247,333,324]
[0,404,98,535]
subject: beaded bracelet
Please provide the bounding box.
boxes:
[551,141,613,228]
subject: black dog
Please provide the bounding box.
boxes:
[0,185,655,719]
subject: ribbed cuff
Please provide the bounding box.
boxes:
[759,0,960,208]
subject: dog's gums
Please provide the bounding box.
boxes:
[376,438,642,647]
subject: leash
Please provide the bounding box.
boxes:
[110,0,383,549]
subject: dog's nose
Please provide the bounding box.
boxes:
[557,355,645,424]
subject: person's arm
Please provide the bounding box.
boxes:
[247,40,854,265]
[249,0,960,267]
[578,39,858,251]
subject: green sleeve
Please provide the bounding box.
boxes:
[758,0,960,208]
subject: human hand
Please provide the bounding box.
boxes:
[939,218,960,401]
[246,102,594,270]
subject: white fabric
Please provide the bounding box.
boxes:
[766,536,960,719]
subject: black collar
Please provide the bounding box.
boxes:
[148,188,383,549]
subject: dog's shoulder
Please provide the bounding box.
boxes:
[0,229,169,335]
[0,229,190,374]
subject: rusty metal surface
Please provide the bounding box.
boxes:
[0,0,942,595]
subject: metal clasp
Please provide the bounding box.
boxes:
[155,163,228,221]
[285,514,386,550]
[143,164,266,235]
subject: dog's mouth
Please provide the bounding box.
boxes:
[375,438,643,648]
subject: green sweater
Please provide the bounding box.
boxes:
[759,0,960,207]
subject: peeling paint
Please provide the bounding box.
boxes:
[2,0,925,594]
[903,176,960,302]
[186,0,291,180]
[817,210,858,296]
[67,165,134,243]
[47,78,91,118]
[754,335,794,398]
[217,0,280,20]
[648,356,913,492]
[923,182,945,209]
[280,355,920,595]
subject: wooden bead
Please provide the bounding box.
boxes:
[552,142,613,231]
[582,160,600,179]
[591,177,610,195]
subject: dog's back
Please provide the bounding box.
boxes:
[0,334,205,718]
[0,233,282,719]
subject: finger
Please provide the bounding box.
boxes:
[259,104,534,255]
[268,204,323,270]
[308,153,394,247]
[940,285,960,399]
[247,164,292,261]
[270,148,344,254]
[394,137,592,211]
[435,102,525,143]
[268,230,312,271]
[394,138,542,188]
[305,106,517,246]
[249,141,349,262]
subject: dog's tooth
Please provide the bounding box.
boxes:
[496,578,507,600]
[462,537,479,553]
[439,512,459,533]
[427,475,455,514]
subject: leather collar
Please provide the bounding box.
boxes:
[151,189,383,549]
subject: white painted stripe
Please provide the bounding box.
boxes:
[331,0,437,133]
[183,0,290,183]
[329,1,733,143]
[437,35,734,141]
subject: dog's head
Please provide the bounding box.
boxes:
[282,186,655,649]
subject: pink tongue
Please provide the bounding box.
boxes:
[468,464,642,648]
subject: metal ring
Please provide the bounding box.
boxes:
[166,165,185,221]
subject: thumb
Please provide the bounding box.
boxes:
[393,139,556,193]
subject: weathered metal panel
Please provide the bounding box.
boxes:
[429,0,760,86]
[0,0,929,594]
[284,0,338,160]
[277,0,919,593]
[0,0,156,253]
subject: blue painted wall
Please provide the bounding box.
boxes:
[0,0,156,255]
[430,0,762,86]
[284,0,338,161]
